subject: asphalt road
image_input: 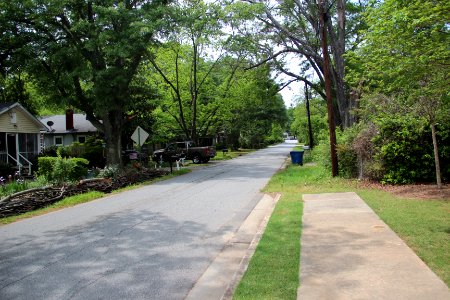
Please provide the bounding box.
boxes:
[0,141,296,300]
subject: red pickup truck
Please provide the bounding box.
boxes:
[152,141,216,164]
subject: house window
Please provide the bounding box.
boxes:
[54,136,63,146]
[77,136,86,143]
[10,112,17,124]
[18,133,38,154]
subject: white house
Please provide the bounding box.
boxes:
[40,109,99,147]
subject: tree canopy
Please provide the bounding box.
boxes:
[1,0,171,166]
[344,0,450,185]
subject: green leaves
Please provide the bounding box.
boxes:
[345,0,450,185]
[352,0,450,95]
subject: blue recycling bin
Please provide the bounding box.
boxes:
[290,151,304,165]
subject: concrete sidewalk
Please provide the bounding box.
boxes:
[298,192,449,300]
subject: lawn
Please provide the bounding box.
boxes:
[233,157,450,299]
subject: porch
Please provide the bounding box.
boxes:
[0,132,41,176]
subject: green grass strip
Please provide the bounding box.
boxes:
[233,192,302,300]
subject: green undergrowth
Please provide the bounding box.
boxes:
[234,162,449,299]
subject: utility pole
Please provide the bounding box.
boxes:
[304,83,314,149]
[319,0,338,177]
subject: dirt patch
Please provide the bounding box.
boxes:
[357,181,450,200]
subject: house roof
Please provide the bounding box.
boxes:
[0,102,48,130]
[40,113,98,134]
[0,102,15,112]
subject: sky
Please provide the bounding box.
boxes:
[274,53,309,108]
[275,52,317,108]
[279,79,301,108]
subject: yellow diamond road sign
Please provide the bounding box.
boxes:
[131,126,149,147]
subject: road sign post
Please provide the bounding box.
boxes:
[131,126,149,163]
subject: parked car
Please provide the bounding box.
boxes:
[152,141,216,164]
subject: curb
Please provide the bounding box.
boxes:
[185,193,281,300]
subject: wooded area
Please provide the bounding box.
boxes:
[1,0,449,186]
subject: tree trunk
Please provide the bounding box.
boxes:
[191,41,198,143]
[430,122,442,189]
[319,0,338,177]
[326,0,353,128]
[357,154,364,180]
[103,110,124,167]
[305,83,314,148]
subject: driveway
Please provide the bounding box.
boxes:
[0,142,296,299]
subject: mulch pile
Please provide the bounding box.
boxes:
[356,181,450,200]
[0,169,169,218]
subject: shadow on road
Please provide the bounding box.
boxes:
[0,207,230,299]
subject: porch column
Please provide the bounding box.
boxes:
[15,133,19,166]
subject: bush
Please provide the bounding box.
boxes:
[71,158,90,180]
[38,156,89,184]
[349,93,450,184]
[351,123,378,180]
[265,124,285,145]
[373,115,437,184]
[52,157,76,184]
[98,165,121,179]
[40,137,105,168]
[41,145,58,157]
[336,128,358,178]
[37,157,57,181]
[313,129,358,179]
[311,132,332,171]
[80,137,105,168]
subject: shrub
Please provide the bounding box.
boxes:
[265,124,285,145]
[373,114,436,184]
[70,158,89,180]
[336,128,358,178]
[336,143,357,178]
[41,145,58,157]
[351,123,378,180]
[40,137,105,168]
[80,137,105,168]
[311,132,332,171]
[38,156,89,184]
[37,157,57,181]
[52,157,76,184]
[350,93,450,184]
[98,165,121,179]
[314,129,359,179]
